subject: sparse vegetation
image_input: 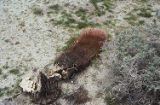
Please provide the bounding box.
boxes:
[138,12,152,18]
[64,86,90,105]
[49,4,60,11]
[3,64,9,69]
[51,12,77,28]
[75,7,87,17]
[24,66,28,72]
[0,83,20,97]
[104,91,119,105]
[6,85,20,96]
[0,88,4,97]
[3,74,8,79]
[57,34,79,52]
[76,21,100,29]
[133,7,153,18]
[0,0,159,104]
[0,69,2,75]
[140,0,147,2]
[32,7,43,15]
[91,56,100,67]
[124,13,138,25]
[9,69,20,75]
[51,11,100,29]
[4,39,10,43]
[138,20,145,25]
[103,1,113,12]
[90,0,112,16]
[103,20,115,27]
[108,34,112,41]
[105,26,160,105]
[19,21,25,27]
[90,0,100,13]
[124,13,137,21]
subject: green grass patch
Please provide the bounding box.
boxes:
[6,88,20,96]
[0,85,20,97]
[128,21,138,26]
[90,0,99,11]
[75,8,87,17]
[49,4,60,10]
[90,0,107,16]
[9,69,19,75]
[124,13,137,21]
[138,12,152,18]
[0,69,2,75]
[3,74,8,79]
[133,7,152,18]
[24,66,28,72]
[108,34,112,41]
[91,56,100,67]
[138,20,145,25]
[32,7,43,15]
[0,88,4,97]
[75,8,88,21]
[124,13,139,26]
[77,21,100,29]
[103,20,115,27]
[57,35,79,52]
[103,1,113,12]
[51,11,100,29]
[19,21,25,27]
[3,64,9,69]
[52,15,100,29]
[137,0,147,3]
[80,15,87,21]
[52,12,77,28]
[47,11,54,15]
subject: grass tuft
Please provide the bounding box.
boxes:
[0,69,2,75]
[3,64,9,69]
[19,21,25,27]
[103,1,113,12]
[75,8,87,17]
[0,88,4,97]
[77,21,100,29]
[3,74,8,79]
[57,35,79,52]
[9,69,19,75]
[135,7,152,18]
[124,14,137,21]
[32,7,43,15]
[49,4,60,10]
[138,20,145,25]
[138,12,152,18]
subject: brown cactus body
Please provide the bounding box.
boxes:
[54,28,108,79]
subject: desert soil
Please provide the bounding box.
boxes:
[0,0,159,105]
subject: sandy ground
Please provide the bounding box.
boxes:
[0,0,71,101]
[0,0,159,105]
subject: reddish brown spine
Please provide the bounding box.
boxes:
[54,28,108,79]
